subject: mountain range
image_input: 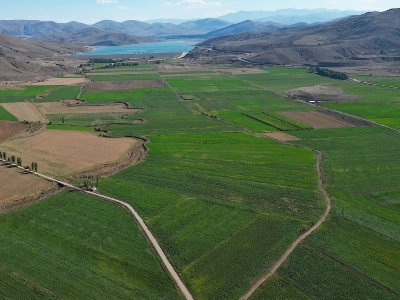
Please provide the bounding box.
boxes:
[192,9,400,66]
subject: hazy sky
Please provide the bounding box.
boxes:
[1,0,398,23]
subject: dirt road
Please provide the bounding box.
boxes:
[26,170,194,300]
[240,151,331,300]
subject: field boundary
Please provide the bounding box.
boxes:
[240,151,331,299]
[18,166,194,300]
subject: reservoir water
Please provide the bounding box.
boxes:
[78,40,197,56]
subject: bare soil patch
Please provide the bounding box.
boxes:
[83,80,166,91]
[30,77,89,86]
[61,99,85,106]
[264,132,301,141]
[1,102,46,123]
[0,165,54,213]
[280,110,354,129]
[37,102,142,115]
[0,130,138,177]
[154,63,204,71]
[0,121,26,142]
[318,109,374,127]
[286,85,360,102]
[215,68,266,75]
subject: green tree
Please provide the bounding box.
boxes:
[17,157,22,166]
[2,152,6,160]
[0,152,2,159]
[11,155,16,164]
[31,162,35,170]
[34,162,38,172]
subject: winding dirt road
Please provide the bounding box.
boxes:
[23,169,194,300]
[240,151,331,300]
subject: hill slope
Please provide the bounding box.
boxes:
[191,9,400,66]
[0,33,84,81]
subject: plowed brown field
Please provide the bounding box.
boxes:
[280,111,354,129]
[0,130,138,177]
[30,77,89,86]
[0,121,26,142]
[0,165,53,212]
[83,80,166,91]
[1,102,46,123]
[264,132,300,141]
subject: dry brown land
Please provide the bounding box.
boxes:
[286,85,360,102]
[0,121,26,142]
[281,111,354,129]
[30,77,89,86]
[1,102,46,123]
[154,64,204,71]
[0,130,138,177]
[0,165,54,212]
[83,80,166,91]
[264,132,301,141]
[37,102,141,115]
[215,68,266,75]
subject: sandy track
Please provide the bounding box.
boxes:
[240,151,331,299]
[1,102,46,123]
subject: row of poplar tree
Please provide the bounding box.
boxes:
[0,151,38,172]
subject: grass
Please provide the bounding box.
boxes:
[0,191,180,299]
[0,106,18,121]
[37,86,81,102]
[0,86,57,103]
[98,132,324,299]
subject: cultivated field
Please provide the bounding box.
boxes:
[37,102,140,115]
[83,80,166,90]
[0,165,54,212]
[0,130,137,176]
[1,102,46,123]
[0,121,26,142]
[264,132,301,141]
[1,64,399,299]
[281,110,355,129]
[30,77,88,86]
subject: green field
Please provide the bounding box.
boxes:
[2,64,399,299]
[0,191,180,299]
[0,86,57,103]
[0,106,17,121]
[38,86,81,102]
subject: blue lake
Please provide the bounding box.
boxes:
[78,41,197,56]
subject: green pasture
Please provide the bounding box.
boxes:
[98,132,324,299]
[0,86,57,103]
[0,106,17,121]
[46,124,94,132]
[0,191,180,299]
[37,86,81,102]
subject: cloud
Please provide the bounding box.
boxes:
[164,0,223,8]
[117,5,130,10]
[97,0,118,4]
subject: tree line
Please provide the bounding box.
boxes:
[0,151,38,172]
[308,67,349,80]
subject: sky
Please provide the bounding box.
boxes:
[0,0,398,24]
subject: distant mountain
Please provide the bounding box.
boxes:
[206,20,282,38]
[192,9,400,66]
[0,20,89,38]
[146,18,196,25]
[218,9,366,24]
[93,20,150,36]
[178,19,231,34]
[0,33,85,80]
[31,27,156,46]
